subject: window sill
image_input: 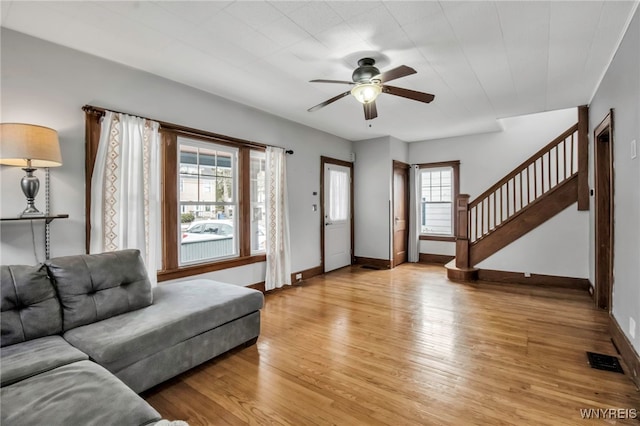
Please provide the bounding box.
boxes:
[419,235,456,242]
[157,254,266,282]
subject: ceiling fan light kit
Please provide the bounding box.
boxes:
[308,57,435,120]
[351,82,382,104]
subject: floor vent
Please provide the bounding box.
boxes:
[586,351,624,374]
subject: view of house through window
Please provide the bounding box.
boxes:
[179,139,238,264]
[420,166,454,236]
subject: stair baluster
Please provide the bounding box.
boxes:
[452,123,582,276]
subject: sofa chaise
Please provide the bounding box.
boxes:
[1,249,264,425]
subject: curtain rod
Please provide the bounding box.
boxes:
[82,105,293,154]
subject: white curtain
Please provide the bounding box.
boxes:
[408,165,420,263]
[328,169,349,221]
[90,111,161,286]
[265,146,291,291]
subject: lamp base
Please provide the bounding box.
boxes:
[20,166,45,218]
[20,208,45,218]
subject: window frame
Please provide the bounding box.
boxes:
[417,160,460,242]
[177,137,240,266]
[159,130,267,281]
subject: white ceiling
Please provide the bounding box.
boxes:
[1,1,637,142]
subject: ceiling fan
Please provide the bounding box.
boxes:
[307,58,435,120]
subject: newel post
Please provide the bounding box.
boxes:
[455,194,470,269]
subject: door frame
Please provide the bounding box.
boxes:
[594,110,614,311]
[320,156,354,273]
[391,160,410,268]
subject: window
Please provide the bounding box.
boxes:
[179,139,238,265]
[161,130,271,280]
[328,168,349,222]
[419,161,459,240]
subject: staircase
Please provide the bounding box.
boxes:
[447,109,588,282]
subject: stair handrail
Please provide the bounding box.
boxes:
[466,123,579,244]
[468,123,578,209]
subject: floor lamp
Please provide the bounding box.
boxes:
[0,123,62,217]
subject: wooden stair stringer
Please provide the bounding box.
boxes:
[469,175,578,266]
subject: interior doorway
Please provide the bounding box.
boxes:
[392,161,410,267]
[321,156,354,273]
[594,110,614,311]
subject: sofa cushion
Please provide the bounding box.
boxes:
[116,311,260,393]
[1,264,62,346]
[0,335,88,387]
[63,279,264,373]
[0,360,161,426]
[46,249,153,331]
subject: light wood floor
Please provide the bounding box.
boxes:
[144,264,639,425]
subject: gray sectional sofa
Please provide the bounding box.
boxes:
[0,249,264,425]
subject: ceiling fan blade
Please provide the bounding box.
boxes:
[382,85,435,103]
[375,65,416,83]
[307,91,351,112]
[310,79,355,85]
[363,101,378,120]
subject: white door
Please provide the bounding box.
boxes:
[324,163,352,272]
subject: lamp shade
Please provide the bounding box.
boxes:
[0,123,62,167]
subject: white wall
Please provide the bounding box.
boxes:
[477,207,589,277]
[353,136,392,260]
[0,29,352,284]
[588,7,640,352]
[408,107,590,278]
[352,135,410,262]
[390,136,409,163]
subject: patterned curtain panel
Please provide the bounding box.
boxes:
[408,165,420,263]
[90,111,161,286]
[265,146,291,291]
